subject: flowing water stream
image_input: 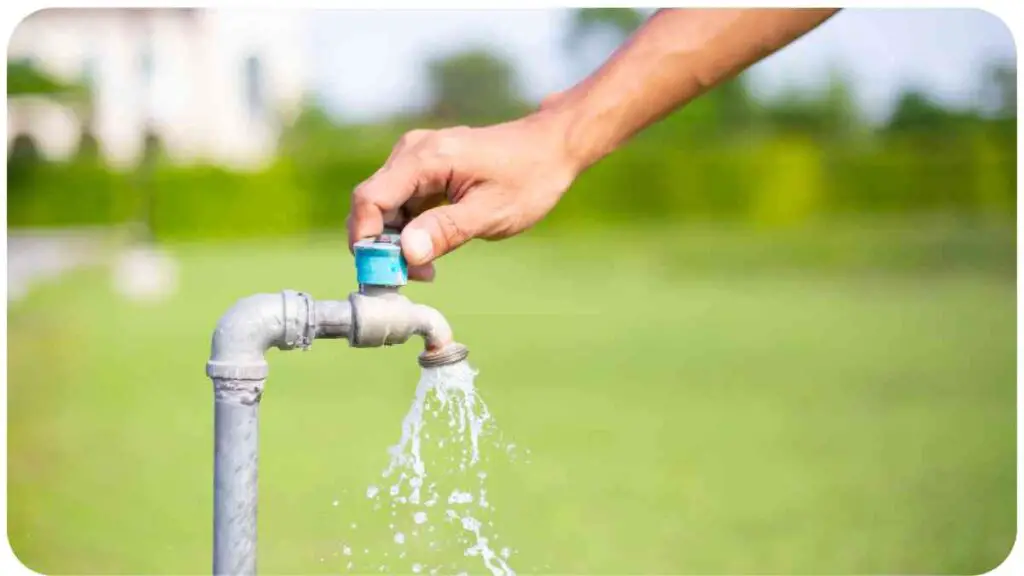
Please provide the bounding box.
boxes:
[337,359,529,575]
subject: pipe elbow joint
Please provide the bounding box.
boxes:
[206,290,315,381]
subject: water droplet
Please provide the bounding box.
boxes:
[366,486,379,499]
[412,564,422,573]
[414,511,428,524]
[394,532,405,545]
[342,546,352,556]
[448,490,473,504]
[332,500,339,507]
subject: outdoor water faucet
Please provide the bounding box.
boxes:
[206,231,468,381]
[205,231,467,576]
[346,230,469,366]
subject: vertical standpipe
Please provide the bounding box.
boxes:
[207,237,468,575]
[213,376,262,575]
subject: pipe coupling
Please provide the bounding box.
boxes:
[280,289,316,351]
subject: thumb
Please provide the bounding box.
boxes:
[400,200,485,265]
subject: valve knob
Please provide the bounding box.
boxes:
[353,230,407,287]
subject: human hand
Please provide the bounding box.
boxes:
[346,109,581,282]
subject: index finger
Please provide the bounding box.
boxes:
[347,156,424,252]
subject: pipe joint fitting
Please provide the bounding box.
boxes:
[205,290,319,382]
[280,289,316,352]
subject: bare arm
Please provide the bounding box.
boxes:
[348,8,841,277]
[544,8,841,171]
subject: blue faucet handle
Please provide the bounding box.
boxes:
[353,234,408,287]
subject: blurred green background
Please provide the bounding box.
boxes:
[6,7,1017,576]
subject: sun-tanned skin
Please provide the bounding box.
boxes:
[347,8,842,282]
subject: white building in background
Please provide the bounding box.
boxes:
[7,8,308,171]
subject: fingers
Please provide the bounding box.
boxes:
[347,130,440,252]
[348,127,484,280]
[348,156,424,251]
[408,263,436,282]
[401,199,487,266]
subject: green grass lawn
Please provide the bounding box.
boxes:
[7,224,1016,575]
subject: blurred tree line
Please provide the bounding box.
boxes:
[7,9,1017,240]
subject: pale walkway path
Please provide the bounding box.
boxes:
[7,226,175,304]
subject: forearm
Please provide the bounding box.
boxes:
[543,8,841,171]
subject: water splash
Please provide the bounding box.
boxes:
[340,360,525,575]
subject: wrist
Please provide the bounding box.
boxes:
[529,89,616,177]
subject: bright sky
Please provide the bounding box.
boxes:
[305,8,1016,124]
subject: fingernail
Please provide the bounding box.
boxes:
[403,228,433,263]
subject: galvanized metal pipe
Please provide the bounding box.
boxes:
[212,377,262,576]
[207,290,322,576]
[206,285,467,575]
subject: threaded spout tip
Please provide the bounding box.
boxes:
[418,342,469,368]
